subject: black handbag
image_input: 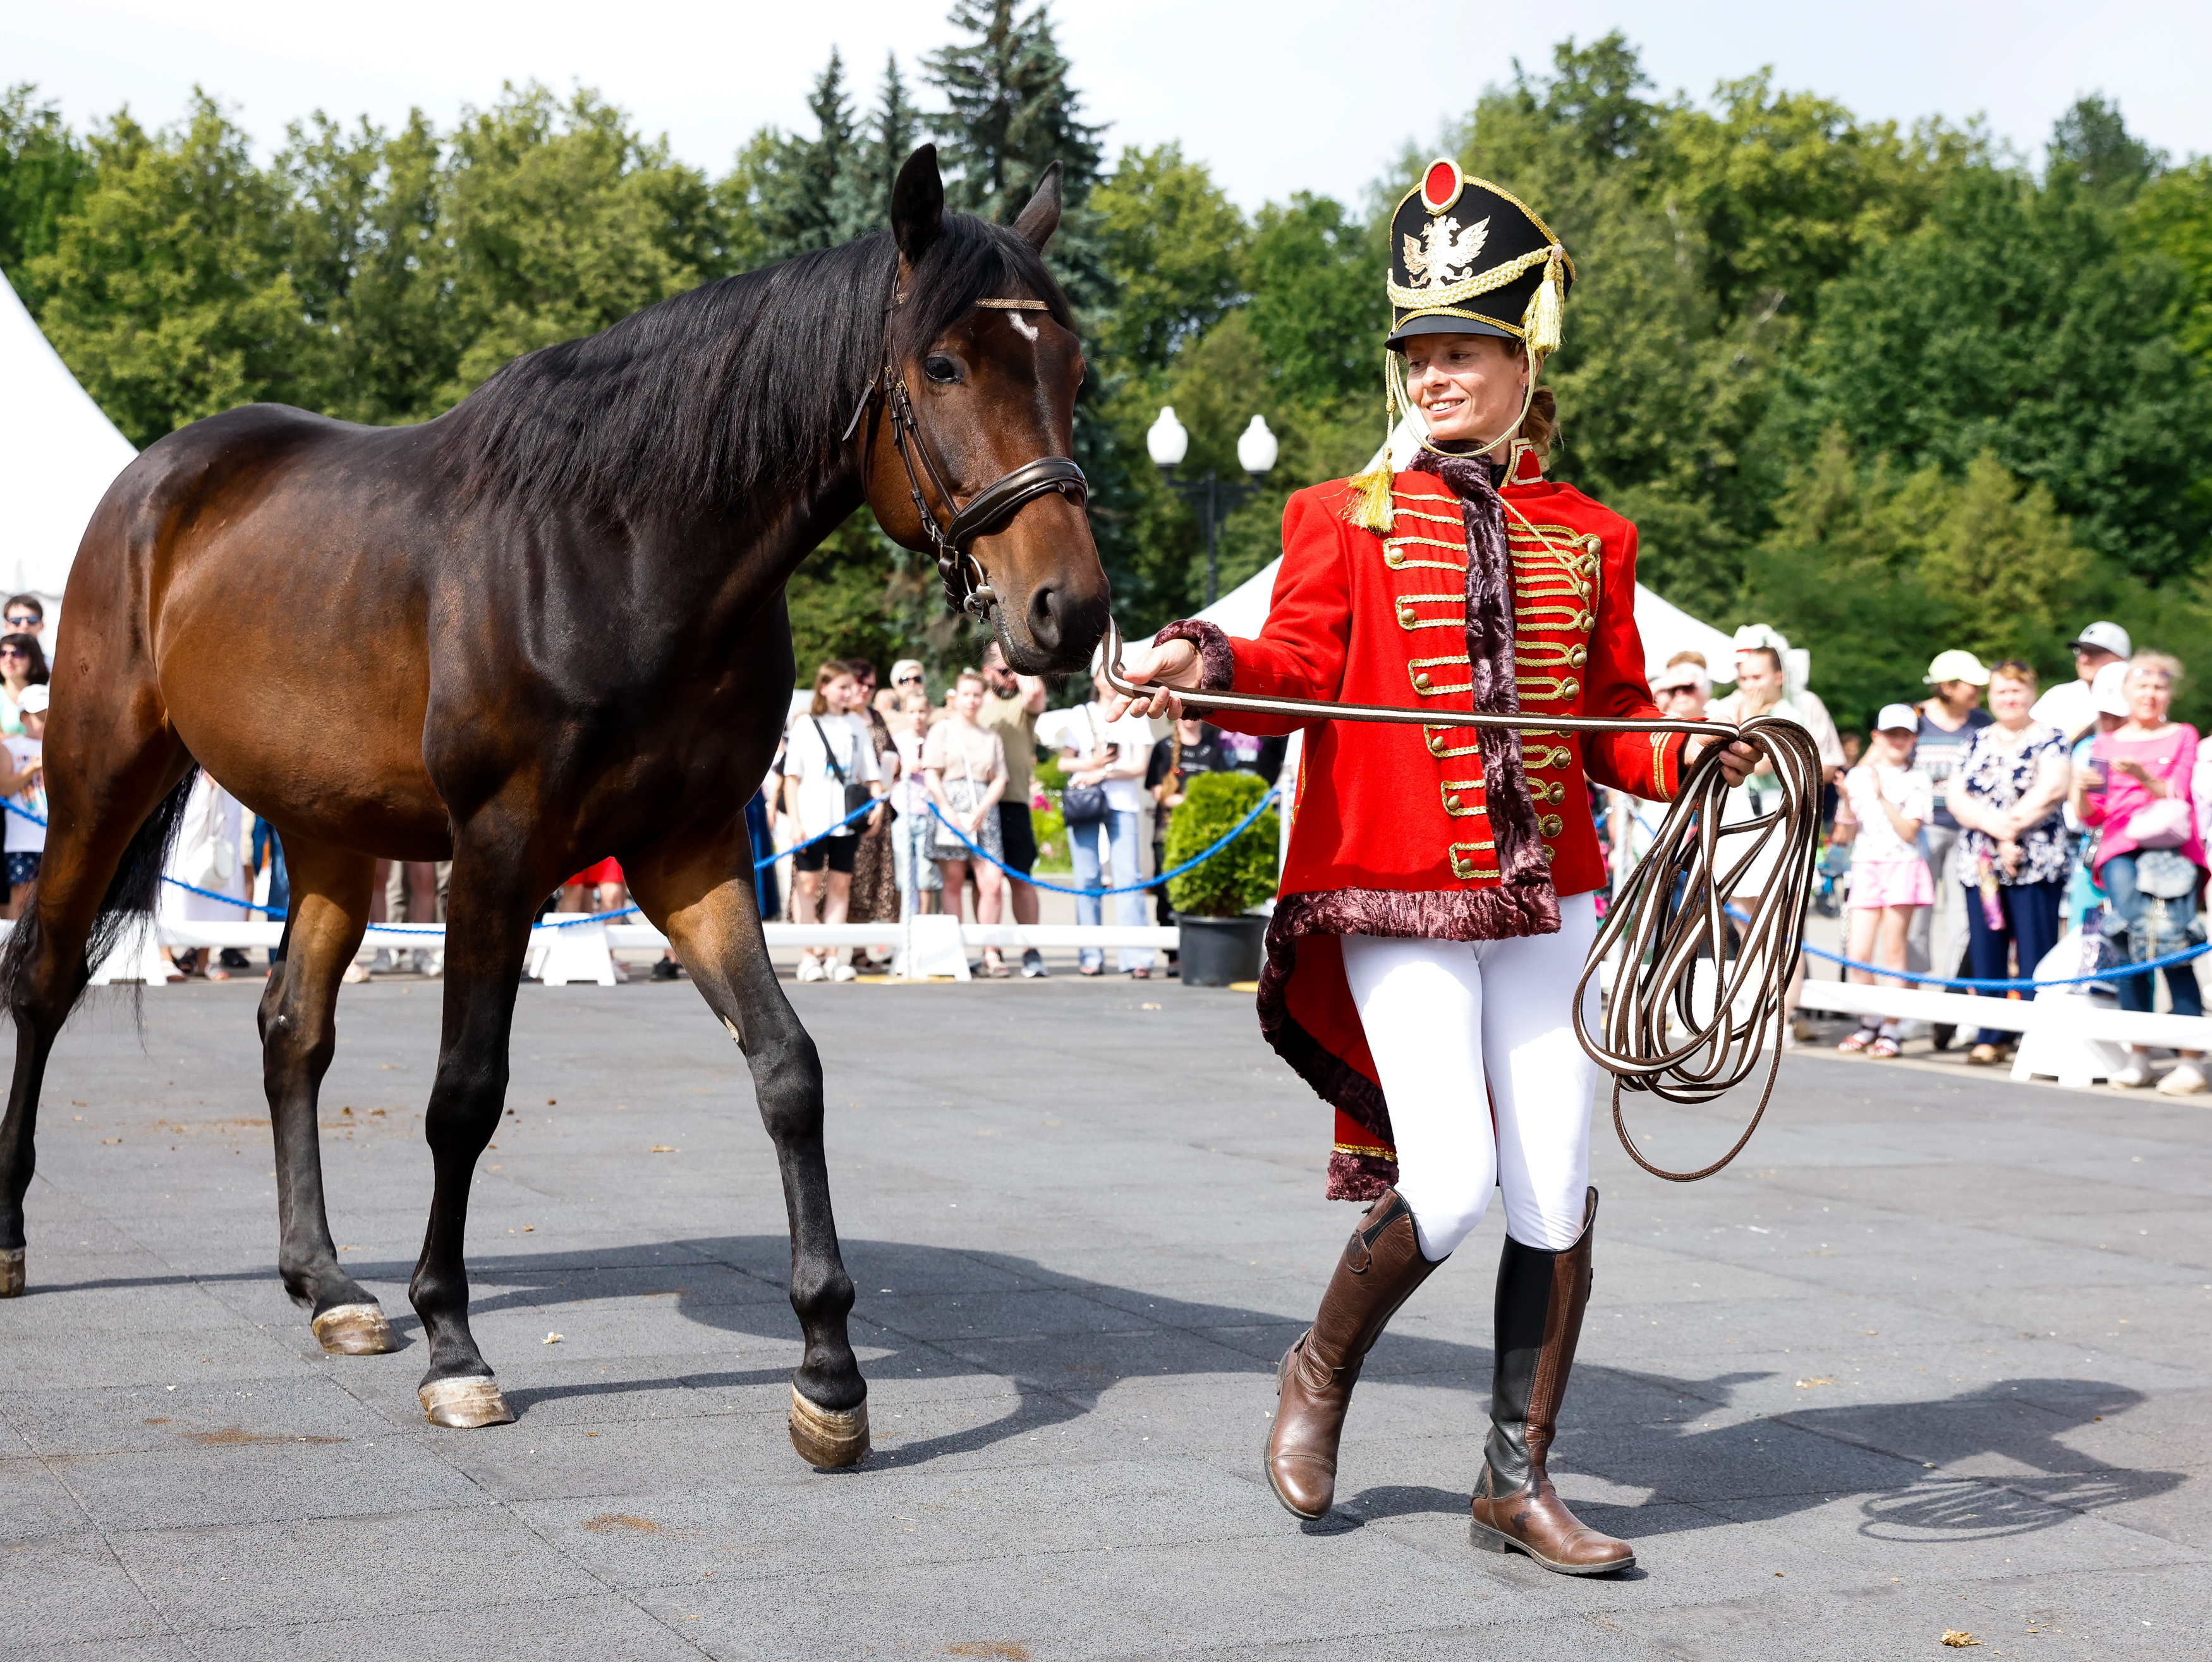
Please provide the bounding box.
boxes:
[811,718,874,820]
[1060,707,1110,827]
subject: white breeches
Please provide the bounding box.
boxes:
[1341,892,1600,1260]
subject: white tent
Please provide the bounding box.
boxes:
[1146,415,1744,685]
[0,268,137,641]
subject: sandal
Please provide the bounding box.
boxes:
[1129,966,1151,980]
[1966,1043,2003,1066]
[1836,1026,1878,1054]
[981,954,1012,979]
[1869,1035,1901,1059]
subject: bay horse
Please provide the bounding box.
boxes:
[0,147,1105,1465]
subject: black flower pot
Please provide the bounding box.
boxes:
[1174,913,1268,987]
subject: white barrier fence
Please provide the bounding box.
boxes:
[44,916,1188,989]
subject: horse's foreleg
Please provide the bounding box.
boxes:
[406,837,535,1428]
[639,856,867,1469]
[257,837,392,1353]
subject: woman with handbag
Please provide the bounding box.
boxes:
[1949,660,2072,1065]
[924,669,1012,975]
[782,661,882,984]
[2082,651,2204,1093]
[1059,667,1157,978]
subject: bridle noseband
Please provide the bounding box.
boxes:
[846,292,1088,619]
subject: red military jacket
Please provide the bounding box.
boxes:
[1162,444,1688,1199]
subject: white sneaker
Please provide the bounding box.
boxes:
[828,961,856,983]
[2111,1055,2154,1089]
[796,955,827,983]
[341,960,370,984]
[2155,1061,2208,1096]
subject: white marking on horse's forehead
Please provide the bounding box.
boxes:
[1006,310,1039,343]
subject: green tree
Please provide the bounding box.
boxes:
[830,54,921,245]
[1090,143,1244,374]
[0,85,93,310]
[926,0,1102,224]
[2126,157,2212,365]
[434,83,722,404]
[30,92,310,447]
[279,109,447,425]
[1781,158,2212,585]
[2048,94,2163,206]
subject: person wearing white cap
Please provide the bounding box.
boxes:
[1609,657,1713,889]
[2030,622,2131,742]
[1830,705,1934,1057]
[1905,649,1992,1025]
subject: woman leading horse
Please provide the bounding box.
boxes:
[0,146,1105,1462]
[1116,161,1758,1572]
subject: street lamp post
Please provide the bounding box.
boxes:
[1147,408,1279,606]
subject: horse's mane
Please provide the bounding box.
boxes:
[441,212,1073,528]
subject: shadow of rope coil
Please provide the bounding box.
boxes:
[1101,616,1823,1184]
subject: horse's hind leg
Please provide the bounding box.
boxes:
[629,844,868,1469]
[0,734,195,1296]
[256,835,394,1353]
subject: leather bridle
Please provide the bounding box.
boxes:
[845,290,1088,619]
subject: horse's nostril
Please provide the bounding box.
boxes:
[1027,585,1064,652]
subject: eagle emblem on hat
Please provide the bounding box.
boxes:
[1402,215,1490,291]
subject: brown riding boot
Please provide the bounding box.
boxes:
[1265,1189,1442,1519]
[1468,1187,1634,1575]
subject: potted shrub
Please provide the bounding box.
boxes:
[1164,771,1280,986]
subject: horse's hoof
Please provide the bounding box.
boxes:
[787,1384,870,1469]
[418,1376,515,1428]
[310,1301,398,1356]
[0,1246,21,1298]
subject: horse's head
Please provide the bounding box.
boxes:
[861,146,1110,677]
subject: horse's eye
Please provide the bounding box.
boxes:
[923,355,960,384]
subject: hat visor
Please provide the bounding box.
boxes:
[1386,312,1517,351]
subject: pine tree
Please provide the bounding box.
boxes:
[830,54,920,245]
[753,49,857,260]
[925,1,1103,222]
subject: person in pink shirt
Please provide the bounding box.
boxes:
[2081,652,2204,1093]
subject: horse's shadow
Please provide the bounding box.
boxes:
[391,1233,2184,1538]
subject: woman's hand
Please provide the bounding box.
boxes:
[1686,732,1763,789]
[2115,758,2155,785]
[1999,838,2023,876]
[1106,638,1201,722]
[866,803,885,834]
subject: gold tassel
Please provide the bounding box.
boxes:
[1343,461,1395,533]
[1341,346,1399,532]
[1524,245,1565,358]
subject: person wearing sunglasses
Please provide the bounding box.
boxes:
[0,632,48,738]
[2,597,42,641]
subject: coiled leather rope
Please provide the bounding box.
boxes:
[1100,616,1825,1182]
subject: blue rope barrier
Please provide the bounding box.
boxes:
[756,796,881,869]
[1706,894,2211,992]
[925,789,1278,898]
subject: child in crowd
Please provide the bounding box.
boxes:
[0,684,46,922]
[1832,704,1933,1058]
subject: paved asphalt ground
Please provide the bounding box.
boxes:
[3,976,2207,1661]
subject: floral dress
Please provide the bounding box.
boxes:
[1958,723,2069,886]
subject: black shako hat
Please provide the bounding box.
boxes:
[1384,159,1574,354]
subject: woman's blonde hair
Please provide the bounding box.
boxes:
[952,668,987,694]
[1988,657,2038,691]
[808,660,852,716]
[2127,650,2184,684]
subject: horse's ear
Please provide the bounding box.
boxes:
[1012,161,1062,250]
[891,145,944,265]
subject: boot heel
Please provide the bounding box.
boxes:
[1469,1519,1515,1555]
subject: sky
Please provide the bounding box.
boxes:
[9,0,2209,209]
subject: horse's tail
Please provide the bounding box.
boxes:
[0,768,198,1016]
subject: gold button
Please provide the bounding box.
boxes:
[1414,673,1432,691]
[1567,644,1588,667]
[1539,815,1564,837]
[1397,605,1418,628]
[1427,734,1447,755]
[1562,679,1581,700]
[1384,549,1405,568]
[1583,534,1603,555]
[1444,793,1461,811]
[1575,611,1594,631]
